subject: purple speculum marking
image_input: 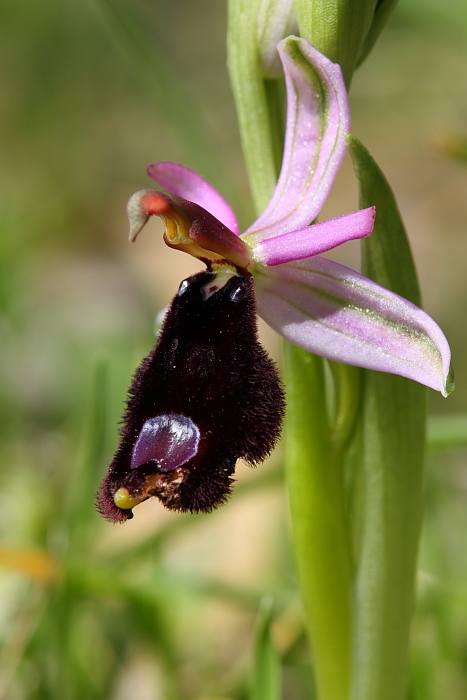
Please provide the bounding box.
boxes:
[130,414,200,472]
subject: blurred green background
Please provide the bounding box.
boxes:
[0,0,466,698]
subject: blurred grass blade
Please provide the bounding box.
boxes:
[86,0,222,181]
[0,587,46,700]
[249,598,281,700]
[427,413,467,449]
[436,131,467,163]
[120,587,183,700]
[65,356,109,541]
[356,0,400,68]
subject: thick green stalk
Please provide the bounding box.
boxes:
[284,344,352,700]
[348,136,427,700]
[227,0,278,211]
[293,0,378,85]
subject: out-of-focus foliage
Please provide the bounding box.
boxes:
[0,0,466,698]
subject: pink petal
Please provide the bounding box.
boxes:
[147,161,240,235]
[255,256,452,396]
[253,207,375,266]
[243,37,350,244]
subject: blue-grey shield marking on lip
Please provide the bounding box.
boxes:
[131,414,200,472]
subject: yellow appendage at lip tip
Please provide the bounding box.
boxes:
[113,487,145,510]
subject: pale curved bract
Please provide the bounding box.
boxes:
[257,0,298,78]
[255,256,452,396]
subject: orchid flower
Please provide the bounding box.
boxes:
[128,37,451,396]
[98,37,451,523]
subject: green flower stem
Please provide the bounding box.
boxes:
[227,0,278,211]
[284,343,352,700]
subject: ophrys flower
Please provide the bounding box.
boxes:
[98,37,451,523]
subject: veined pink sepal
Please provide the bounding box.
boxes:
[256,255,452,396]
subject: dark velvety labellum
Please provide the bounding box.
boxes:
[131,414,200,471]
[97,265,285,522]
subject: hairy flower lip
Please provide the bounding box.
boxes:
[99,35,453,527]
[98,267,285,521]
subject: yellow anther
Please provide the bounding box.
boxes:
[113,487,145,511]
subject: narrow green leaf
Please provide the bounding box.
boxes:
[65,357,109,544]
[348,135,453,397]
[347,134,421,305]
[348,135,427,700]
[249,598,281,700]
[352,372,426,700]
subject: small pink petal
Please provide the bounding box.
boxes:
[147,161,240,235]
[244,37,350,243]
[256,256,452,396]
[252,207,375,266]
